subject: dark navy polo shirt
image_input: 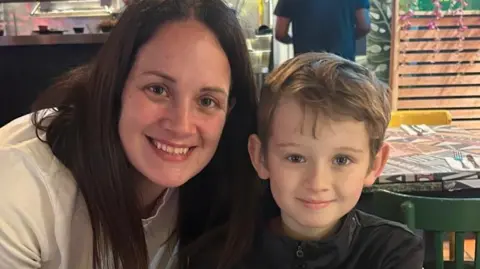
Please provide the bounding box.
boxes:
[274,0,370,61]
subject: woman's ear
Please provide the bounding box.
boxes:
[248,134,270,180]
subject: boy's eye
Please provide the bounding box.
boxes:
[333,155,351,166]
[286,154,306,163]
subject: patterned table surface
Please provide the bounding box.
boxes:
[366,125,480,193]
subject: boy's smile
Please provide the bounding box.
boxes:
[297,198,336,210]
[249,97,389,240]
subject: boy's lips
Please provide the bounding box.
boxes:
[298,198,336,209]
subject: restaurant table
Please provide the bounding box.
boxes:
[364,125,480,193]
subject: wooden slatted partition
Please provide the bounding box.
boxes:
[389,6,480,130]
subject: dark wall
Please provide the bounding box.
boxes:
[0,44,102,126]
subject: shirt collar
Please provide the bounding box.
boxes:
[259,210,360,268]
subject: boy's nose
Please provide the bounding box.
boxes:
[304,164,333,192]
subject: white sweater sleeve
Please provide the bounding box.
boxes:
[0,148,55,268]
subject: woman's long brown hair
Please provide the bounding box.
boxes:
[31,0,260,268]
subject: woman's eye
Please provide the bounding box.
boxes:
[199,97,217,108]
[286,154,306,163]
[146,85,167,96]
[333,155,351,166]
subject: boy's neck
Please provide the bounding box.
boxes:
[269,216,341,241]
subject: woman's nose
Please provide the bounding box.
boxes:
[163,103,195,135]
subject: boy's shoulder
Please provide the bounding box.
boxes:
[354,209,420,242]
[350,209,424,268]
[354,208,415,234]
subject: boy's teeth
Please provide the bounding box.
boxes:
[152,139,189,155]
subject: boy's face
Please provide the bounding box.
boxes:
[248,97,389,239]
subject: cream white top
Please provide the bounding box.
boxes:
[0,113,178,269]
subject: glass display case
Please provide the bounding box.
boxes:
[30,0,113,18]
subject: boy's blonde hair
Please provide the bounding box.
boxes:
[258,52,391,160]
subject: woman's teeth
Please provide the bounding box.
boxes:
[151,139,189,155]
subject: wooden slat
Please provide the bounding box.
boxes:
[399,86,480,98]
[390,0,400,111]
[398,75,480,86]
[400,28,480,40]
[391,13,480,115]
[398,98,480,109]
[399,51,480,63]
[406,16,480,27]
[401,40,480,51]
[449,109,480,119]
[452,120,480,129]
[398,63,480,74]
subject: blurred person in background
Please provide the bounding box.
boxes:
[274,0,371,61]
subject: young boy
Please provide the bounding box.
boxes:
[242,52,424,269]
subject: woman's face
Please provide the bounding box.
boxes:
[119,19,231,191]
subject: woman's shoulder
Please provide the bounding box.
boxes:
[0,113,38,145]
[0,111,80,267]
[0,110,77,195]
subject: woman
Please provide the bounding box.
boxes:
[0,0,260,268]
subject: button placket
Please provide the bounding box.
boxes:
[296,245,304,258]
[294,243,307,269]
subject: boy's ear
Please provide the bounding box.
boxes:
[364,143,390,186]
[248,134,270,180]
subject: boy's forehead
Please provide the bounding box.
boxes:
[270,98,369,143]
[271,97,327,134]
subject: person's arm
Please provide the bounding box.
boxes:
[381,231,424,269]
[275,17,292,44]
[273,0,293,44]
[355,0,371,39]
[0,150,55,268]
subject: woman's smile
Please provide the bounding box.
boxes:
[147,136,196,162]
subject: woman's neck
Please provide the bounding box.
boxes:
[136,174,167,218]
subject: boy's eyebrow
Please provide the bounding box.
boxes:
[334,146,365,153]
[275,142,301,147]
[274,143,365,153]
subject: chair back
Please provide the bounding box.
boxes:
[373,189,480,269]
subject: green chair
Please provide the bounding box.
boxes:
[373,189,480,269]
